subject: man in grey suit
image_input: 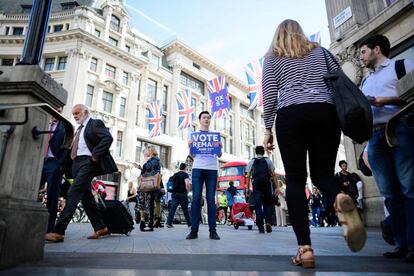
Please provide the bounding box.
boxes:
[45,104,118,242]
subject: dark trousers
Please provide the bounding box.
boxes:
[167,193,191,226]
[276,103,341,245]
[253,189,273,228]
[53,156,105,235]
[40,158,63,233]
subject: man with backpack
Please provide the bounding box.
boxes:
[166,163,192,228]
[359,34,414,262]
[246,146,277,233]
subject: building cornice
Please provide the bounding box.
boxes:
[162,40,248,91]
[0,29,149,68]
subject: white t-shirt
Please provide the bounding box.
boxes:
[189,131,221,171]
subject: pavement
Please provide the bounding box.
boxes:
[1,222,414,275]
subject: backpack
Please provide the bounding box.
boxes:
[251,158,271,190]
[322,48,373,144]
[166,175,175,193]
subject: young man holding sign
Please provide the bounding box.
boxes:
[186,111,222,240]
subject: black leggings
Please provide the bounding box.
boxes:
[276,103,341,245]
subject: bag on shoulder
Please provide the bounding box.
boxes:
[252,158,271,190]
[137,173,161,192]
[166,175,175,193]
[322,48,373,144]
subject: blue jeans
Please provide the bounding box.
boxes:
[368,121,414,248]
[167,194,191,226]
[191,169,217,233]
[253,189,273,228]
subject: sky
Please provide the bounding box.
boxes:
[125,0,331,80]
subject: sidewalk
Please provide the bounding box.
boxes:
[1,223,413,275]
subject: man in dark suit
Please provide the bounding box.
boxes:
[45,104,118,242]
[40,108,66,233]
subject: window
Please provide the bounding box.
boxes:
[115,131,123,158]
[161,114,167,134]
[108,36,118,47]
[53,25,63,32]
[65,23,70,30]
[12,27,23,35]
[119,97,126,117]
[191,97,197,121]
[162,85,168,112]
[122,71,129,85]
[180,72,204,95]
[102,91,113,113]
[44,58,55,71]
[240,104,253,119]
[57,56,67,70]
[47,26,51,33]
[135,105,140,126]
[105,64,116,78]
[5,27,9,35]
[110,15,121,32]
[147,79,157,102]
[193,62,200,69]
[150,54,159,69]
[125,45,131,53]
[89,57,98,72]
[85,85,94,107]
[94,29,101,37]
[135,140,143,163]
[144,108,150,128]
[2,59,14,66]
[61,2,79,10]
[229,137,234,155]
[21,5,32,13]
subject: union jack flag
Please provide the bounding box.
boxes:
[147,100,163,137]
[176,88,194,130]
[309,32,321,44]
[207,75,230,119]
[244,58,263,110]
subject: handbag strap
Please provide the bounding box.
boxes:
[321,47,340,73]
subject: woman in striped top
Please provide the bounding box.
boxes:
[262,19,366,268]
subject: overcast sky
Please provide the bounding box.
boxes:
[126,0,330,80]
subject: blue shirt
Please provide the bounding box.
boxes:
[360,58,414,126]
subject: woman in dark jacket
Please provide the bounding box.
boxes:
[137,145,161,231]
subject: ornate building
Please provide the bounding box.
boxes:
[325,0,414,226]
[0,0,284,198]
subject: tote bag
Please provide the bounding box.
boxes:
[322,48,373,144]
[137,173,161,192]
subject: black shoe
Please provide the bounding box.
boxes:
[380,220,395,246]
[166,223,174,228]
[142,227,154,232]
[383,247,408,259]
[209,231,220,240]
[405,247,414,263]
[139,221,146,231]
[258,226,265,234]
[186,231,198,240]
[266,224,272,233]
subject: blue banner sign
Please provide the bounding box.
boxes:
[190,132,221,155]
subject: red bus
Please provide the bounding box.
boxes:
[217,161,249,193]
[217,161,286,194]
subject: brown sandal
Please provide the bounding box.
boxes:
[291,246,315,268]
[334,193,366,252]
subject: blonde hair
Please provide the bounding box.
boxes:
[147,145,158,157]
[266,19,318,58]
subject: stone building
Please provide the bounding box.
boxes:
[325,0,414,226]
[0,0,284,199]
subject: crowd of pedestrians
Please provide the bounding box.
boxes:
[38,17,414,271]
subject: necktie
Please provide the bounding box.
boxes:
[44,121,55,158]
[70,124,84,160]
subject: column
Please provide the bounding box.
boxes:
[169,64,181,136]
[233,98,241,157]
[102,7,112,41]
[120,20,127,50]
[138,68,149,128]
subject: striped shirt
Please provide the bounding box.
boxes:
[262,47,339,129]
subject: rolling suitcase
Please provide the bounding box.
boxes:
[99,199,134,235]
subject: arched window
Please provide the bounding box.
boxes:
[110,15,120,32]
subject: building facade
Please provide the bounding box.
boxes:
[325,0,414,226]
[0,0,284,199]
